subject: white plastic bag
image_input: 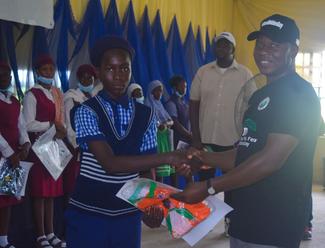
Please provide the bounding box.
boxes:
[32,126,72,180]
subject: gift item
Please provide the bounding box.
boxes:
[156,128,175,177]
[0,158,24,196]
[32,126,72,180]
[117,178,211,238]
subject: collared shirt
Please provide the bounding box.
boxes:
[0,92,30,157]
[75,91,157,152]
[190,60,255,146]
[23,84,55,132]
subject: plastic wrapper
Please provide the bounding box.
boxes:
[0,158,24,196]
[117,178,212,238]
[32,126,72,180]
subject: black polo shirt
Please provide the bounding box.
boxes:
[229,72,321,248]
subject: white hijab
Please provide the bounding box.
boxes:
[127,83,142,97]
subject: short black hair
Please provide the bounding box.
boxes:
[169,75,185,88]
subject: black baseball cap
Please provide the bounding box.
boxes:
[247,14,300,46]
[90,35,135,67]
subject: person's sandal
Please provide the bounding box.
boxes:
[47,235,66,248]
[36,237,53,248]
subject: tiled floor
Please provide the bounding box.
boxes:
[142,185,325,248]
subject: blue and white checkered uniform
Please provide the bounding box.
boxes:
[70,93,157,217]
[75,95,157,153]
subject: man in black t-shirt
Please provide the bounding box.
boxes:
[173,14,321,248]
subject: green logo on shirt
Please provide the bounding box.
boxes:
[244,118,256,132]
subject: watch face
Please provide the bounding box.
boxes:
[208,187,216,195]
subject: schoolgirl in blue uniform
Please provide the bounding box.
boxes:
[65,36,186,248]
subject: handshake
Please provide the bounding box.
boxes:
[168,147,207,178]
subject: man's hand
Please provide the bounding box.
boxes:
[8,152,20,168]
[187,147,202,160]
[176,165,194,184]
[142,206,164,228]
[169,148,204,175]
[168,150,189,168]
[175,164,192,178]
[54,123,67,139]
[18,142,31,160]
[186,147,204,173]
[171,181,208,204]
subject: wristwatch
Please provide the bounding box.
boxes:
[207,179,216,195]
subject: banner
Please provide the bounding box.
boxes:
[0,0,54,29]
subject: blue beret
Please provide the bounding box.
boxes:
[90,35,135,67]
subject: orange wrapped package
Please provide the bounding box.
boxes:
[124,179,212,238]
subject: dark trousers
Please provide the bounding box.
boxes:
[307,195,313,228]
[197,144,234,213]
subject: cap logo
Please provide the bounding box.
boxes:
[262,20,284,29]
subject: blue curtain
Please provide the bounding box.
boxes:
[0,0,217,99]
[0,21,24,100]
[104,0,123,36]
[32,26,50,66]
[204,28,215,64]
[196,26,204,67]
[53,0,76,92]
[183,23,201,84]
[151,10,173,95]
[70,0,105,62]
[0,24,6,60]
[122,1,149,91]
[167,16,190,95]
[139,6,161,90]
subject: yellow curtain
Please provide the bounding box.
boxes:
[69,0,233,42]
[69,0,325,74]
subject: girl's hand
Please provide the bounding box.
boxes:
[142,206,164,228]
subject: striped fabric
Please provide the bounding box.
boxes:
[79,151,139,184]
[69,198,138,217]
[70,91,157,216]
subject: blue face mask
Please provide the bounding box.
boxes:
[78,83,94,93]
[37,75,53,85]
[135,96,144,104]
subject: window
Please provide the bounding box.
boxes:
[296,51,325,120]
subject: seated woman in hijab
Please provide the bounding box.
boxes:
[145,80,177,187]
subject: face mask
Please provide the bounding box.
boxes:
[175,89,186,98]
[37,75,53,85]
[78,83,94,93]
[135,96,144,104]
